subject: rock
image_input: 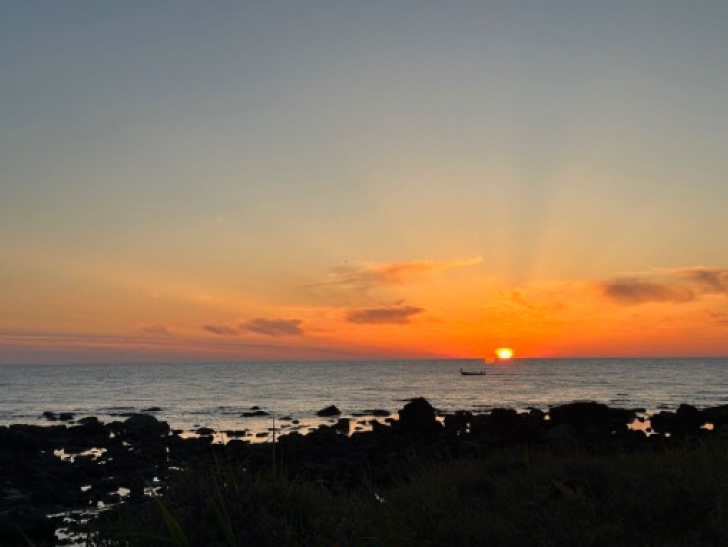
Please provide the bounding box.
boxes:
[58,412,75,421]
[41,411,57,421]
[444,410,472,434]
[650,411,676,435]
[123,413,170,437]
[240,410,270,418]
[142,406,162,412]
[702,405,728,428]
[196,427,215,436]
[368,409,391,417]
[224,429,248,437]
[334,418,350,434]
[490,408,521,433]
[675,404,704,436]
[396,397,441,435]
[549,401,635,438]
[316,405,341,417]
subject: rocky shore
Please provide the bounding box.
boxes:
[3,398,728,545]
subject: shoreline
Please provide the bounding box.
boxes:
[3,398,728,545]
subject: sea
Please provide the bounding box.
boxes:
[2,358,728,435]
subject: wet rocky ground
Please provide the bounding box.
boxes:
[3,398,728,545]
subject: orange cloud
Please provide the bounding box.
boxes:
[136,324,173,337]
[679,267,728,295]
[240,318,304,337]
[600,279,695,306]
[202,324,238,336]
[322,257,482,290]
[345,305,424,325]
[597,268,728,307]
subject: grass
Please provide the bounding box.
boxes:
[91,439,728,547]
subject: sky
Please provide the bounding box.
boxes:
[1,1,727,363]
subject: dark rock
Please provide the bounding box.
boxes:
[78,416,100,426]
[41,411,57,421]
[490,408,521,432]
[58,412,75,421]
[367,409,391,417]
[316,405,341,417]
[142,406,162,412]
[444,410,472,434]
[702,404,728,428]
[395,397,441,435]
[196,427,215,436]
[674,404,704,436]
[307,424,345,447]
[224,429,248,437]
[549,401,635,438]
[334,418,350,434]
[650,411,676,435]
[123,413,170,437]
[240,410,270,417]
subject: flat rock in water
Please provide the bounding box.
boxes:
[241,410,270,417]
[316,405,341,417]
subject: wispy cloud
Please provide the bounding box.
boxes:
[345,305,424,325]
[136,324,173,337]
[321,257,482,290]
[599,279,696,306]
[240,318,304,337]
[202,324,238,336]
[679,267,728,295]
[705,310,728,327]
[596,267,728,307]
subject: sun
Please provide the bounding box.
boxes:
[495,347,514,360]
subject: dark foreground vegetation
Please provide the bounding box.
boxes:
[4,399,728,546]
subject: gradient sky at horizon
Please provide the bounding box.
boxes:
[2,1,727,363]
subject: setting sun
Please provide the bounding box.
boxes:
[496,348,514,360]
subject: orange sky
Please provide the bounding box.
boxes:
[1,3,727,363]
[2,258,726,363]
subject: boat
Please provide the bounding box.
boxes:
[460,368,485,376]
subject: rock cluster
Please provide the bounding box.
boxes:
[3,400,727,544]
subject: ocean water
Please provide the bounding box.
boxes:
[2,358,728,433]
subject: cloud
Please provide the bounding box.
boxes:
[705,310,728,327]
[680,267,728,295]
[322,257,482,290]
[598,267,728,307]
[240,318,304,337]
[202,324,239,336]
[136,324,173,337]
[345,305,424,325]
[599,279,695,306]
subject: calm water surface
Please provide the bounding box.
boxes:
[2,358,728,431]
